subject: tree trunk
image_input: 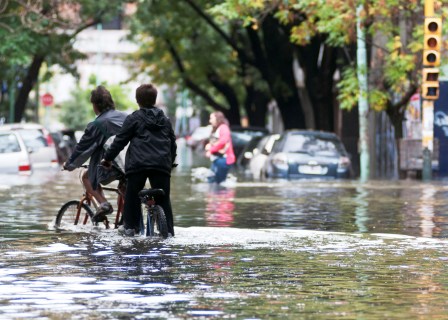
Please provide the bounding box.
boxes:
[299,39,337,132]
[244,85,268,127]
[207,72,241,126]
[14,55,44,122]
[261,15,305,129]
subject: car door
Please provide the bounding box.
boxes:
[16,128,58,168]
[0,132,31,173]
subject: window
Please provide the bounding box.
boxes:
[0,133,21,153]
[17,129,48,149]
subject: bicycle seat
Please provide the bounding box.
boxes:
[138,188,165,198]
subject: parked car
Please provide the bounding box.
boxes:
[230,126,269,159]
[264,130,352,179]
[236,135,265,168]
[50,129,77,164]
[0,131,32,174]
[249,134,281,179]
[0,123,59,169]
[186,125,212,150]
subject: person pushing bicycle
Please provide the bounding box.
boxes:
[101,84,177,237]
[63,86,127,222]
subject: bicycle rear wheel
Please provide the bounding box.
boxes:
[147,205,169,238]
[55,200,94,230]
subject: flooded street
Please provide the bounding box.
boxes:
[1,156,448,318]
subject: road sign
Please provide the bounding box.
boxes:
[41,93,54,107]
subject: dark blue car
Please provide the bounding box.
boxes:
[265,130,352,179]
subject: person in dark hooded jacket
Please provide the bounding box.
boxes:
[63,86,127,221]
[101,84,177,237]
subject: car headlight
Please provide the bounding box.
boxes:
[337,156,351,171]
[272,153,288,170]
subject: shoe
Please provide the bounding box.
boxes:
[117,225,135,237]
[92,202,113,223]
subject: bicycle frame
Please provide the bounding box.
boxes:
[103,181,125,229]
[75,168,125,229]
[143,197,156,236]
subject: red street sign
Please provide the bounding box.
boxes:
[41,93,54,107]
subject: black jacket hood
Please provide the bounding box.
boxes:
[137,107,166,130]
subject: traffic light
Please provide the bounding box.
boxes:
[422,68,440,100]
[423,17,442,67]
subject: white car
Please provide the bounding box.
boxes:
[186,125,212,150]
[0,131,32,174]
[0,123,59,169]
[249,134,280,179]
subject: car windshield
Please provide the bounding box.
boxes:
[283,134,343,156]
[17,129,48,148]
[0,133,22,153]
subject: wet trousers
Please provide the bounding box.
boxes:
[208,157,231,184]
[124,170,174,235]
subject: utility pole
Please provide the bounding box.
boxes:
[356,5,370,182]
[421,0,442,181]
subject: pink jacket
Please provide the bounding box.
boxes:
[209,124,235,165]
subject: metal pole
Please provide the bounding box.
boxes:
[9,82,15,123]
[356,5,370,182]
[425,0,434,16]
[35,78,39,123]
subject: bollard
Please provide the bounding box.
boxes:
[422,147,432,181]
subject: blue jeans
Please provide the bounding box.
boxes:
[208,157,231,184]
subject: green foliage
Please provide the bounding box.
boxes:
[108,84,136,111]
[369,89,389,112]
[336,67,359,111]
[59,86,92,130]
[214,0,448,118]
[0,0,127,121]
[59,81,134,130]
[127,0,245,109]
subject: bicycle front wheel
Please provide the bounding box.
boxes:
[55,200,94,230]
[147,205,169,238]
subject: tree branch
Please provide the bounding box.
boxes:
[164,38,227,112]
[182,0,255,66]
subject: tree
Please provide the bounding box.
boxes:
[59,76,135,130]
[0,0,126,123]
[183,0,347,131]
[129,0,318,129]
[221,0,448,138]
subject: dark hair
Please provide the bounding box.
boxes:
[90,86,115,112]
[136,84,158,107]
[210,111,229,131]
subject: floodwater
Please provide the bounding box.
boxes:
[2,149,448,318]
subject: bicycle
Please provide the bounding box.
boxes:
[139,188,169,238]
[55,166,126,230]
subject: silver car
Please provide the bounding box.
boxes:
[0,123,59,169]
[0,131,32,174]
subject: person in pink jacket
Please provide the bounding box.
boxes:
[205,111,235,184]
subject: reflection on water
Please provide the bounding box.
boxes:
[354,186,369,232]
[205,186,235,227]
[418,185,436,237]
[2,166,448,318]
[2,228,448,319]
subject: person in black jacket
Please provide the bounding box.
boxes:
[63,86,127,221]
[101,84,177,237]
